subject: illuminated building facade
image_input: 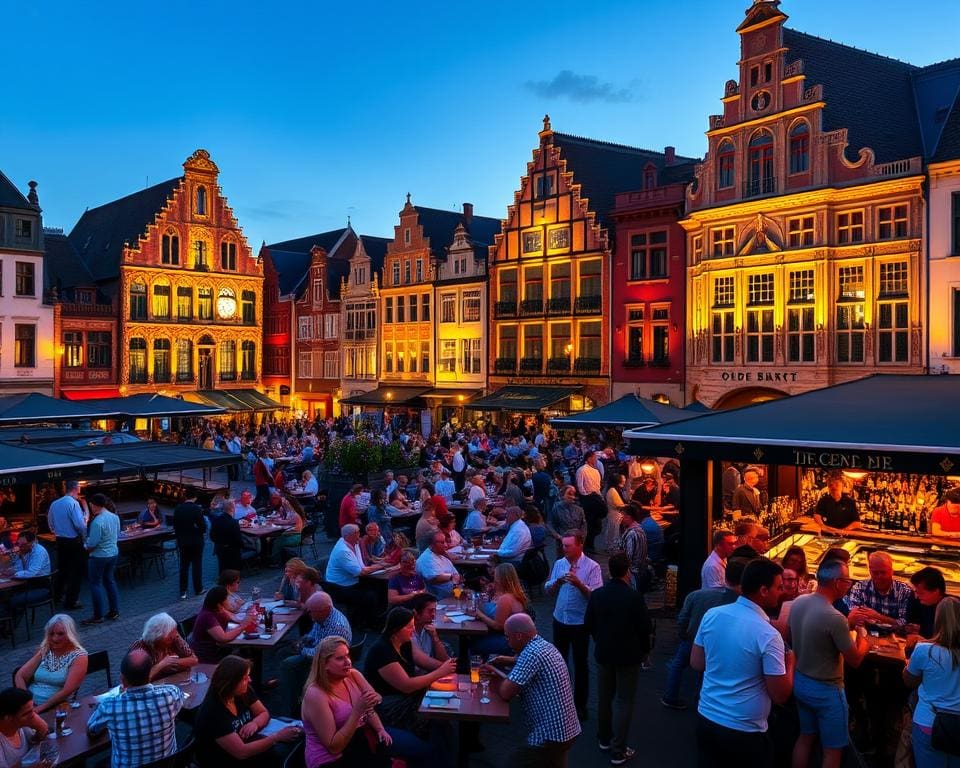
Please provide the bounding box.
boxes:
[0,173,54,395]
[59,150,264,400]
[684,0,929,409]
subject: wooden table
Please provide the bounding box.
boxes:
[239,522,295,566]
[435,598,489,672]
[449,550,494,569]
[360,565,400,612]
[0,576,24,595]
[117,524,175,545]
[418,672,510,767]
[227,606,304,685]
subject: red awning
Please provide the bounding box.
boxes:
[61,388,123,401]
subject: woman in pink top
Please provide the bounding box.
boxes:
[302,636,391,767]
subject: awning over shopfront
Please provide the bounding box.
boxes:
[61,388,123,401]
[0,444,104,482]
[683,401,712,413]
[225,389,283,411]
[550,394,696,429]
[469,385,582,413]
[623,375,960,475]
[81,393,225,418]
[421,389,482,402]
[340,386,432,407]
[0,393,119,424]
[190,389,282,412]
[66,442,243,478]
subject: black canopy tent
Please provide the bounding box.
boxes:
[0,393,119,424]
[81,393,226,418]
[622,375,960,598]
[0,444,103,483]
[340,386,432,407]
[469,385,582,413]
[549,393,696,429]
[58,442,244,478]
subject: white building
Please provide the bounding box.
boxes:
[927,148,960,373]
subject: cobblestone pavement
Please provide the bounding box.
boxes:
[1,472,701,767]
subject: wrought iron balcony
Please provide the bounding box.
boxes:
[494,357,517,374]
[519,299,544,316]
[743,176,777,198]
[520,357,543,373]
[574,295,602,314]
[494,301,517,319]
[154,372,171,384]
[547,297,571,315]
[547,356,571,373]
[574,357,601,374]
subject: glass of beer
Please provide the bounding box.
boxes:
[470,656,482,687]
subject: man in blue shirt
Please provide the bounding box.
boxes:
[46,480,88,610]
[1,531,53,613]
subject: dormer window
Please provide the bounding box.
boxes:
[717,139,735,190]
[196,186,207,216]
[644,165,657,190]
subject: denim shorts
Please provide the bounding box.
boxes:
[793,672,849,749]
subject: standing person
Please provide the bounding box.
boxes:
[46,479,88,610]
[691,558,795,768]
[252,450,272,509]
[546,486,587,560]
[495,613,582,767]
[585,553,651,765]
[903,597,960,768]
[602,473,627,553]
[701,529,737,588]
[82,493,121,625]
[618,505,649,592]
[210,499,244,574]
[731,466,762,518]
[544,532,603,723]
[789,559,869,768]
[813,474,861,535]
[450,440,467,494]
[930,488,960,538]
[174,491,207,600]
[575,452,605,551]
[339,485,363,529]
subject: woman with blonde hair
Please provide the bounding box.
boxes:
[469,562,530,655]
[14,614,88,713]
[301,636,391,766]
[904,596,960,768]
[276,557,309,601]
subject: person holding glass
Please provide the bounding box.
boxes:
[14,614,88,714]
[137,498,163,528]
[0,687,50,766]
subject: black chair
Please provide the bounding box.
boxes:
[86,649,113,689]
[282,737,306,768]
[349,632,367,663]
[178,615,197,641]
[298,523,318,560]
[140,735,195,768]
[12,572,56,639]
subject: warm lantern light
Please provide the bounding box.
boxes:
[640,458,657,474]
[842,469,868,481]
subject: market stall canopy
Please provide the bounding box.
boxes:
[0,444,103,483]
[0,393,118,424]
[0,428,108,445]
[683,401,712,413]
[550,394,696,429]
[224,389,283,411]
[469,385,582,413]
[62,442,243,478]
[189,389,281,412]
[340,386,432,406]
[421,389,482,401]
[623,375,960,475]
[80,393,226,418]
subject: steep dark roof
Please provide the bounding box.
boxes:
[0,171,32,209]
[43,232,95,293]
[783,29,923,164]
[265,228,350,297]
[931,93,960,162]
[68,177,181,282]
[266,228,349,255]
[552,134,698,226]
[358,235,390,273]
[912,58,960,159]
[413,206,501,260]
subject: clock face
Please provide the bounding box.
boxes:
[217,296,237,319]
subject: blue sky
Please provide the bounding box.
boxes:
[4,0,959,249]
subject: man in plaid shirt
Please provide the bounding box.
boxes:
[844,550,912,626]
[87,648,184,768]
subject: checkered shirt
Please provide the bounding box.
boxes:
[508,635,582,746]
[301,607,353,658]
[87,684,184,768]
[844,578,912,624]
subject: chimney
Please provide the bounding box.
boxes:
[664,146,676,166]
[462,202,473,226]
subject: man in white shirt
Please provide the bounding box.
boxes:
[416,531,462,599]
[233,490,258,520]
[575,452,605,551]
[544,532,603,722]
[434,468,455,502]
[324,524,380,627]
[691,558,795,768]
[701,529,738,588]
[451,441,468,493]
[495,507,532,564]
[384,471,398,500]
[467,473,487,507]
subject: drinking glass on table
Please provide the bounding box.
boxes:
[479,666,492,704]
[470,655,482,687]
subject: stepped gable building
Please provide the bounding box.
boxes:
[339,234,389,412]
[0,172,53,395]
[684,0,933,409]
[610,147,699,404]
[54,150,266,406]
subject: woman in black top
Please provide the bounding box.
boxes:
[194,655,301,767]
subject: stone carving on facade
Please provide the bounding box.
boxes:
[735,329,742,358]
[864,324,873,357]
[912,324,922,359]
[816,325,826,359]
[183,149,219,173]
[724,79,739,97]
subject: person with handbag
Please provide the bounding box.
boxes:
[903,596,960,767]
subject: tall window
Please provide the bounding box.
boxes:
[439,340,457,372]
[549,322,572,369]
[298,317,313,339]
[630,231,668,280]
[549,263,571,310]
[323,314,339,338]
[878,261,909,363]
[523,266,544,311]
[241,291,255,324]
[422,293,430,321]
[441,294,456,323]
[64,331,83,368]
[837,211,864,244]
[384,342,394,374]
[396,342,405,373]
[241,341,255,380]
[954,289,960,357]
[153,339,171,383]
[87,332,111,368]
[522,324,544,365]
[196,186,207,215]
[712,277,736,363]
[162,232,180,265]
[397,296,405,323]
[409,295,418,322]
[787,216,815,248]
[420,341,430,374]
[534,173,554,199]
[299,351,313,378]
[878,205,908,240]
[153,284,171,319]
[323,351,338,379]
[626,308,644,364]
[498,326,518,363]
[952,193,960,255]
[177,287,193,320]
[415,259,423,282]
[392,262,400,286]
[462,339,481,374]
[462,290,481,322]
[500,268,518,303]
[176,340,193,381]
[129,281,147,320]
[789,122,810,173]
[837,266,865,363]
[712,227,736,257]
[577,320,602,366]
[220,341,237,380]
[746,131,774,196]
[194,241,207,269]
[198,287,213,320]
[15,262,35,296]
[220,241,237,270]
[651,306,670,365]
[403,261,411,285]
[385,297,393,324]
[578,259,601,297]
[746,280,775,363]
[129,338,147,382]
[717,139,735,189]
[787,270,815,363]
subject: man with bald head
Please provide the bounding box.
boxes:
[845,550,912,627]
[279,591,352,715]
[494,613,581,766]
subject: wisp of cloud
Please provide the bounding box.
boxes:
[525,70,636,104]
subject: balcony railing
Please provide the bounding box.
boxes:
[61,302,115,316]
[154,372,171,384]
[547,297,571,315]
[176,372,194,383]
[494,357,517,374]
[520,357,542,373]
[129,371,148,384]
[240,371,256,381]
[345,328,376,340]
[494,301,517,319]
[574,295,602,314]
[220,372,237,382]
[519,299,543,316]
[547,356,571,372]
[574,357,601,374]
[743,176,777,198]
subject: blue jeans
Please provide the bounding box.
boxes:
[88,555,119,618]
[385,726,440,768]
[913,723,959,768]
[664,638,693,704]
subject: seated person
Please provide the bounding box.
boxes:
[414,501,440,552]
[275,558,309,602]
[437,515,463,552]
[324,525,381,626]
[294,567,323,608]
[138,497,163,528]
[416,532,462,599]
[493,507,532,565]
[301,470,319,497]
[129,612,199,681]
[906,566,947,640]
[388,488,411,515]
[408,593,450,673]
[360,523,387,565]
[367,490,393,542]
[388,549,426,606]
[14,614,87,714]
[188,586,250,663]
[218,569,247,616]
[381,531,410,567]
[462,498,492,540]
[0,686,50,764]
[523,509,547,549]
[194,655,301,766]
[845,550,913,628]
[469,563,530,656]
[234,491,258,521]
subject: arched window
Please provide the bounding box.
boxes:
[241,341,256,381]
[196,186,207,216]
[176,339,193,382]
[129,338,147,383]
[161,231,180,265]
[717,139,735,190]
[220,340,236,381]
[153,339,171,383]
[789,122,810,174]
[129,280,147,320]
[747,131,774,196]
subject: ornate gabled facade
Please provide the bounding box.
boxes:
[683,0,926,409]
[0,172,53,395]
[63,150,264,403]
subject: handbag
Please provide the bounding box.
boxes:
[931,705,960,756]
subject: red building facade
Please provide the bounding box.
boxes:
[261,252,291,406]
